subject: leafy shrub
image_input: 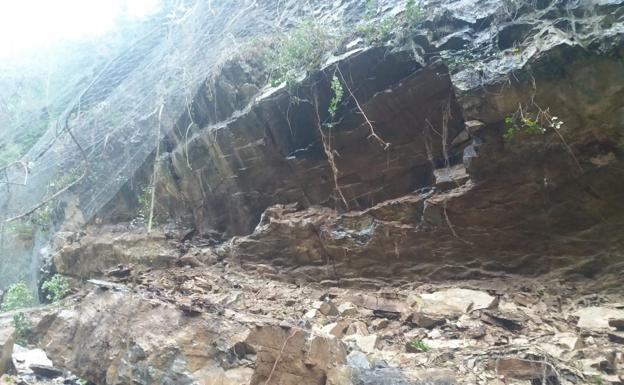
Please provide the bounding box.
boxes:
[42,274,71,302]
[1,282,35,312]
[268,20,334,86]
[328,75,344,119]
[12,312,32,345]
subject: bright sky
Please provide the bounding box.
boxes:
[0,0,161,57]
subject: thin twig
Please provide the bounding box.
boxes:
[264,329,297,385]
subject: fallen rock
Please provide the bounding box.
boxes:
[408,312,446,329]
[419,289,495,319]
[12,345,54,375]
[608,332,624,344]
[481,310,524,331]
[493,358,556,381]
[345,321,369,336]
[575,307,624,330]
[30,364,64,378]
[321,321,351,338]
[345,334,378,354]
[346,351,370,370]
[318,301,339,317]
[553,332,584,351]
[0,327,15,375]
[337,303,358,318]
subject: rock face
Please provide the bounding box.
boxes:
[53,228,183,277]
[0,327,14,375]
[148,48,463,237]
[91,0,624,281]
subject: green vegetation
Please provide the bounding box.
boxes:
[357,17,395,45]
[12,312,32,345]
[357,0,395,45]
[405,0,423,27]
[408,339,430,352]
[42,274,71,302]
[504,115,546,139]
[1,282,35,312]
[268,20,334,86]
[328,75,344,119]
[356,0,425,45]
[0,374,17,383]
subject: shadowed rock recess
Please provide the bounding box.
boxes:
[7,0,624,385]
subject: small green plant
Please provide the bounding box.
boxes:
[356,0,396,45]
[408,339,430,352]
[328,75,344,119]
[1,282,35,312]
[503,115,546,139]
[357,17,395,44]
[12,312,32,345]
[405,0,423,26]
[41,274,71,302]
[590,375,604,385]
[268,20,334,86]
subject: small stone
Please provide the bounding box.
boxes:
[345,321,369,336]
[345,334,378,354]
[318,301,339,316]
[304,309,318,320]
[321,321,350,338]
[465,120,485,134]
[371,319,389,330]
[346,351,370,369]
[409,312,446,329]
[337,302,357,317]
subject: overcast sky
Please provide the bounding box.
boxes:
[0,0,161,57]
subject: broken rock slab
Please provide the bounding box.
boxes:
[12,344,54,375]
[409,289,495,330]
[575,307,624,330]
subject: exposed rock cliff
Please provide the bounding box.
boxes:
[5,1,624,385]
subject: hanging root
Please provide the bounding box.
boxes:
[336,66,390,150]
[313,91,349,210]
